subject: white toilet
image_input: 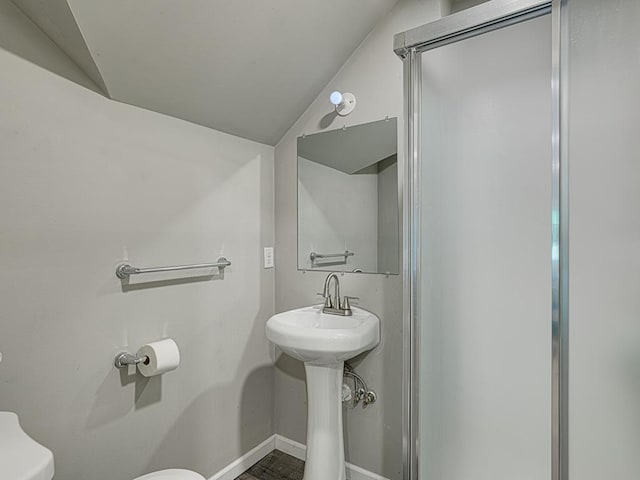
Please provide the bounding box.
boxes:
[134,470,206,480]
[1,412,205,480]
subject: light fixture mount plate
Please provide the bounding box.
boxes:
[335,92,356,116]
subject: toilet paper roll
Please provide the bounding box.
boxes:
[136,338,180,377]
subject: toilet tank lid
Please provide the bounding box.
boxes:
[0,412,54,480]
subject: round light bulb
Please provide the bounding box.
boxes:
[330,91,343,106]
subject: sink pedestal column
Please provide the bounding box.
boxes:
[303,361,346,480]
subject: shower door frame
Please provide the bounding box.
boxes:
[395,1,569,480]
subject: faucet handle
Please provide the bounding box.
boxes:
[316,292,332,308]
[341,296,359,310]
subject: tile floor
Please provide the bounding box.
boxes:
[235,450,304,480]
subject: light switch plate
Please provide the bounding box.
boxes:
[264,247,274,268]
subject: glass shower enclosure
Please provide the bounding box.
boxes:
[395,1,640,479]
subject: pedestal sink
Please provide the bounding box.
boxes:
[266,305,380,480]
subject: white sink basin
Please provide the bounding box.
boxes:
[266,304,380,480]
[266,305,380,364]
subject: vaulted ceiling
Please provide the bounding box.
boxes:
[7,0,399,145]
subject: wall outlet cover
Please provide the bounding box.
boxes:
[264,247,274,268]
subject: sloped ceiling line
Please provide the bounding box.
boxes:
[9,0,109,96]
[6,0,399,145]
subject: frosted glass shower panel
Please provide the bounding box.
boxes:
[568,0,640,478]
[419,16,552,480]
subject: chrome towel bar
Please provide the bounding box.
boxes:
[115,256,231,279]
[310,251,354,266]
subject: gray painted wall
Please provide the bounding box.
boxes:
[0,24,275,480]
[273,1,444,478]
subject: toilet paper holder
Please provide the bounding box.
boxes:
[114,351,148,368]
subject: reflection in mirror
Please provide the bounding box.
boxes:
[297,117,399,275]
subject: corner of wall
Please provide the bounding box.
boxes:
[0,0,104,94]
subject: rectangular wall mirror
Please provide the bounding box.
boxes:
[297,117,399,274]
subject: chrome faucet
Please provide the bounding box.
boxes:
[318,272,357,316]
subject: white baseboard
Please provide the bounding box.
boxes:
[208,435,276,480]
[209,434,390,480]
[273,434,305,460]
[274,435,391,480]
